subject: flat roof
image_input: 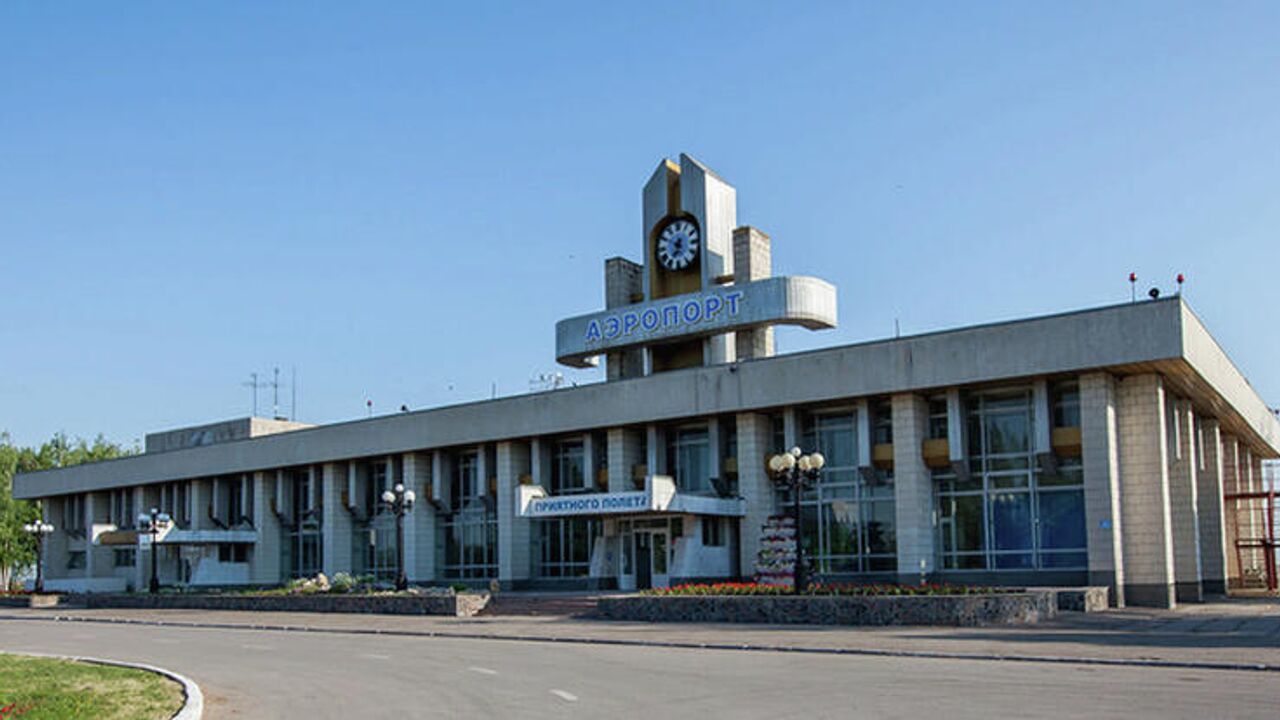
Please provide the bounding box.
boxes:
[15,297,1280,499]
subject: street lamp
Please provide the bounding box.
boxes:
[381,483,416,591]
[767,446,825,594]
[22,520,55,594]
[137,508,172,594]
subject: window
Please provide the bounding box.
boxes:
[218,544,250,563]
[443,449,498,579]
[114,548,136,567]
[109,489,134,529]
[159,481,190,527]
[666,426,711,493]
[551,441,587,494]
[872,400,893,445]
[701,517,725,547]
[936,388,1086,571]
[67,551,86,570]
[62,494,86,535]
[536,518,599,578]
[286,467,323,580]
[792,410,897,575]
[1052,380,1080,428]
[928,396,948,440]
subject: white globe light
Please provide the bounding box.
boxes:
[403,490,416,504]
[768,455,783,472]
[394,483,405,494]
[789,446,803,458]
[797,455,811,471]
[23,523,34,533]
[381,490,396,504]
[780,453,797,470]
[137,513,150,527]
[809,453,826,470]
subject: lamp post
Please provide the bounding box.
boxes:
[767,446,825,594]
[137,508,172,594]
[22,520,55,594]
[381,483,416,591]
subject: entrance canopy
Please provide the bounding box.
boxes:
[517,475,745,519]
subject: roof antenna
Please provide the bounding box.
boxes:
[242,372,267,417]
[1175,273,1185,296]
[1128,272,1137,303]
[894,318,900,338]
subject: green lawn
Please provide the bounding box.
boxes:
[0,654,184,719]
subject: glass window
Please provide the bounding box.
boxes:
[928,396,948,440]
[443,449,499,580]
[702,517,725,547]
[791,410,897,576]
[666,426,710,494]
[114,548,136,567]
[936,388,1086,571]
[536,518,599,578]
[872,400,893,445]
[551,441,587,494]
[1052,380,1080,428]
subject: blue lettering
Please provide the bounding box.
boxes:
[725,291,744,316]
[640,308,659,331]
[585,320,602,342]
[704,295,722,319]
[604,316,621,339]
[662,304,680,327]
[682,300,702,323]
[622,312,639,335]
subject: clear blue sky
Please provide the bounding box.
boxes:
[3,2,1278,448]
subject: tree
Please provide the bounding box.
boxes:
[0,432,137,589]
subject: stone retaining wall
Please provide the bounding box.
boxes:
[84,592,490,617]
[595,592,1057,626]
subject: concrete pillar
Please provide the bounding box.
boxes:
[322,462,353,576]
[782,408,799,453]
[250,471,281,585]
[188,480,211,531]
[404,452,435,582]
[84,492,106,579]
[1196,419,1229,595]
[1221,436,1241,588]
[497,441,533,587]
[892,393,932,584]
[1116,374,1176,608]
[41,499,69,584]
[736,412,775,578]
[607,428,645,492]
[732,226,774,360]
[1168,400,1203,602]
[1080,372,1126,606]
[645,425,665,476]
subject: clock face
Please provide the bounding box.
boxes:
[656,218,700,271]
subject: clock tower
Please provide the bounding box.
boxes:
[555,153,837,380]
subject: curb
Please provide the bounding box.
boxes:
[3,649,203,719]
[3,612,1277,675]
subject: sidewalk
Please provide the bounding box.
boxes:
[3,597,1277,671]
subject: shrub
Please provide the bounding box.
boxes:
[642,582,1019,597]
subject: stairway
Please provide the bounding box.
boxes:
[479,594,601,617]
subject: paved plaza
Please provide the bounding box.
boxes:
[1,598,1278,718]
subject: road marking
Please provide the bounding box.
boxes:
[550,689,578,702]
[468,666,499,675]
[361,653,391,660]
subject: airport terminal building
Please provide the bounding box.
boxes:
[15,155,1280,608]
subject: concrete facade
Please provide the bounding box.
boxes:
[14,156,1279,603]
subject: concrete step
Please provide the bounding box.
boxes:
[480,595,600,617]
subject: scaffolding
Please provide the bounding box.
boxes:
[1225,461,1278,592]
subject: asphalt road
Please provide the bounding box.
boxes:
[1,618,1275,719]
